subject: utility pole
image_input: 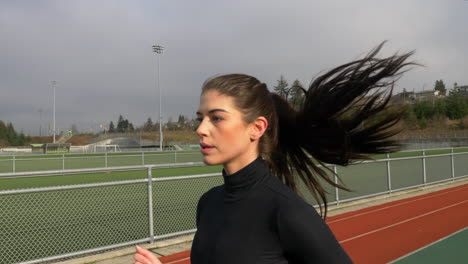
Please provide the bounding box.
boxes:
[152,44,164,151]
[38,108,43,136]
[51,80,58,143]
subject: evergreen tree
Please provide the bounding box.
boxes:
[450,82,461,96]
[0,121,6,143]
[289,79,305,110]
[434,80,446,96]
[127,123,135,132]
[143,117,154,132]
[446,87,468,119]
[108,121,115,133]
[117,115,126,133]
[0,121,30,146]
[177,114,186,124]
[6,123,16,145]
[273,75,290,99]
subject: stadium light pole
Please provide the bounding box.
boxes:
[152,44,164,151]
[51,80,58,143]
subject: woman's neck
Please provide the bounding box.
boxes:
[223,153,260,175]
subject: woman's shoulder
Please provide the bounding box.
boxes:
[263,174,315,211]
[200,184,224,200]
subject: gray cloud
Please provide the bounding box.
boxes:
[1,0,467,135]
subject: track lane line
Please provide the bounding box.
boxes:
[330,187,467,240]
[386,227,468,264]
[342,199,468,264]
[328,185,468,224]
[339,199,467,244]
[163,256,190,264]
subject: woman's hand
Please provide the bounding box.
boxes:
[133,245,162,264]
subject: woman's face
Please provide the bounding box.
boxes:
[196,90,259,174]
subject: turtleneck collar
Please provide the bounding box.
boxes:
[222,156,269,202]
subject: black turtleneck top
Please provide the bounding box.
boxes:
[190,157,353,264]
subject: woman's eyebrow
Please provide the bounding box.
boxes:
[196,109,230,115]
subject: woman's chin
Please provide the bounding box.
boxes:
[202,156,222,166]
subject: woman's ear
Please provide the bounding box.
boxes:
[249,116,268,141]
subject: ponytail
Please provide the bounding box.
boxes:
[269,42,417,218]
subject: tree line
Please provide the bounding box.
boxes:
[0,121,30,146]
[107,78,467,134]
[404,82,468,128]
[106,114,198,133]
[272,76,468,129]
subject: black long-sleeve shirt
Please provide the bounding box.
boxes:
[191,157,353,264]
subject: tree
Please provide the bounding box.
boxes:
[5,122,16,145]
[143,117,154,132]
[108,121,115,133]
[445,89,468,119]
[289,79,305,110]
[273,75,289,99]
[117,115,127,133]
[450,82,461,96]
[434,80,446,96]
[177,115,186,124]
[0,121,30,146]
[127,123,135,132]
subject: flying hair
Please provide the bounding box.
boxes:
[201,41,418,219]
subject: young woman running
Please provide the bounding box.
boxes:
[133,42,415,264]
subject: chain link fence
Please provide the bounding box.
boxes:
[0,151,467,263]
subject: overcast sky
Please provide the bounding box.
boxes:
[1,0,467,135]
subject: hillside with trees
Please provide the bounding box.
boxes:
[0,121,30,146]
[2,78,467,147]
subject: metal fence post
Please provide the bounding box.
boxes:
[147,167,155,243]
[142,152,145,166]
[422,150,427,186]
[334,166,339,205]
[12,155,16,174]
[62,154,65,171]
[105,152,108,168]
[386,153,392,193]
[175,151,177,163]
[451,148,455,180]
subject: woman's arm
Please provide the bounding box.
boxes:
[277,199,353,264]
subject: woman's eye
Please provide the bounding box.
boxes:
[212,116,223,121]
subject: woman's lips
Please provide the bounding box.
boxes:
[200,144,214,154]
[201,147,214,154]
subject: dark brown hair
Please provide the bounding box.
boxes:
[201,42,416,218]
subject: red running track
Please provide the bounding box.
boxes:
[159,184,468,264]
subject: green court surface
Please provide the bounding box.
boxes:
[392,228,468,264]
[0,151,203,173]
[0,164,223,190]
[1,147,467,174]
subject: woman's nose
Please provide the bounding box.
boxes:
[196,119,208,137]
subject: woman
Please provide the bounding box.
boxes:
[133,42,415,264]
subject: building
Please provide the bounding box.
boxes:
[392,89,442,104]
[456,85,468,97]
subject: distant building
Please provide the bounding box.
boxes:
[392,89,442,104]
[457,85,468,97]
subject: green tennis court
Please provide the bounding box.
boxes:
[391,228,468,264]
